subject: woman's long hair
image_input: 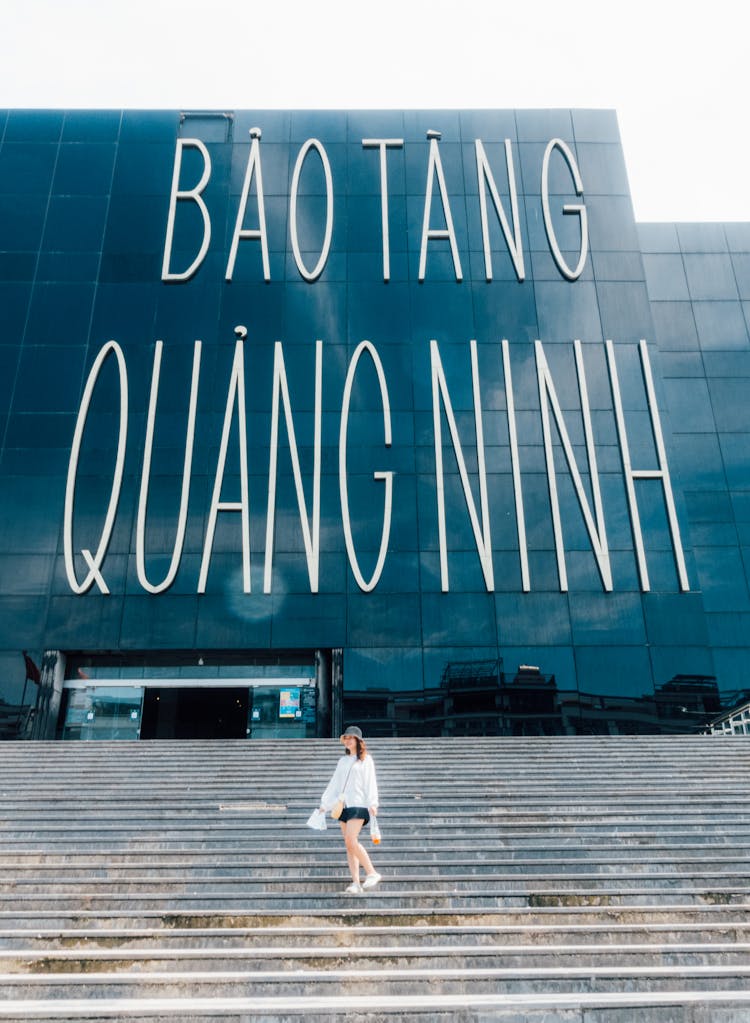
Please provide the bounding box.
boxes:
[345,737,368,761]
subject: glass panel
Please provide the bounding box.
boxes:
[248,684,316,738]
[62,686,143,740]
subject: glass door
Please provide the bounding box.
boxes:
[61,686,144,740]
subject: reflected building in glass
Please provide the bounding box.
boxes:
[0,108,748,740]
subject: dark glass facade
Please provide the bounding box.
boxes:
[0,108,748,738]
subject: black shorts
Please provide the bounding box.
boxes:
[339,806,370,825]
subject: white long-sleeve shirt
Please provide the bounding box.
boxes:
[320,753,379,812]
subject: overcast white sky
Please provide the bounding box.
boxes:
[0,0,745,222]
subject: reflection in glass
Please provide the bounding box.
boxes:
[345,659,747,738]
[60,686,143,740]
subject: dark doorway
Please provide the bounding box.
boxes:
[140,687,249,739]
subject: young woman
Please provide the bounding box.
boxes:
[320,725,381,894]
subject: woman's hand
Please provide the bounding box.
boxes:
[369,806,378,816]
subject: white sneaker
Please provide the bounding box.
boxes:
[362,871,382,890]
[344,881,363,894]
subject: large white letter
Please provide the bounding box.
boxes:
[535,339,612,592]
[339,340,394,592]
[431,339,493,592]
[475,139,525,282]
[225,128,270,281]
[606,339,690,592]
[419,132,463,283]
[198,338,251,593]
[541,138,588,281]
[64,341,128,595]
[362,138,404,282]
[289,139,334,282]
[264,341,322,593]
[161,138,212,282]
[501,340,530,591]
[136,341,202,594]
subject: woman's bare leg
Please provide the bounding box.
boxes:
[340,818,375,882]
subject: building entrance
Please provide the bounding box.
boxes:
[59,677,319,740]
[51,650,338,741]
[140,687,249,740]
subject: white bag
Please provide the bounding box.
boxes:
[371,817,381,844]
[306,808,327,831]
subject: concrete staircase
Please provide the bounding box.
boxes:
[0,735,749,1021]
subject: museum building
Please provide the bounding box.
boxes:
[0,108,748,741]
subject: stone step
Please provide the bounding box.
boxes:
[4,813,748,839]
[4,842,749,869]
[3,890,748,915]
[41,765,731,774]
[1,990,750,1022]
[2,814,749,830]
[4,754,745,766]
[2,771,744,787]
[26,761,647,770]
[2,770,747,789]
[2,734,745,747]
[4,758,747,768]
[3,867,749,893]
[2,766,747,779]
[4,822,744,847]
[9,795,743,809]
[2,842,744,859]
[3,831,748,854]
[3,918,750,951]
[3,902,748,930]
[33,830,747,846]
[4,788,748,803]
[6,766,747,779]
[0,990,746,1023]
[2,734,744,746]
[5,940,750,972]
[5,786,747,802]
[5,855,749,880]
[13,771,747,786]
[0,833,744,854]
[4,963,750,999]
[4,803,750,822]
